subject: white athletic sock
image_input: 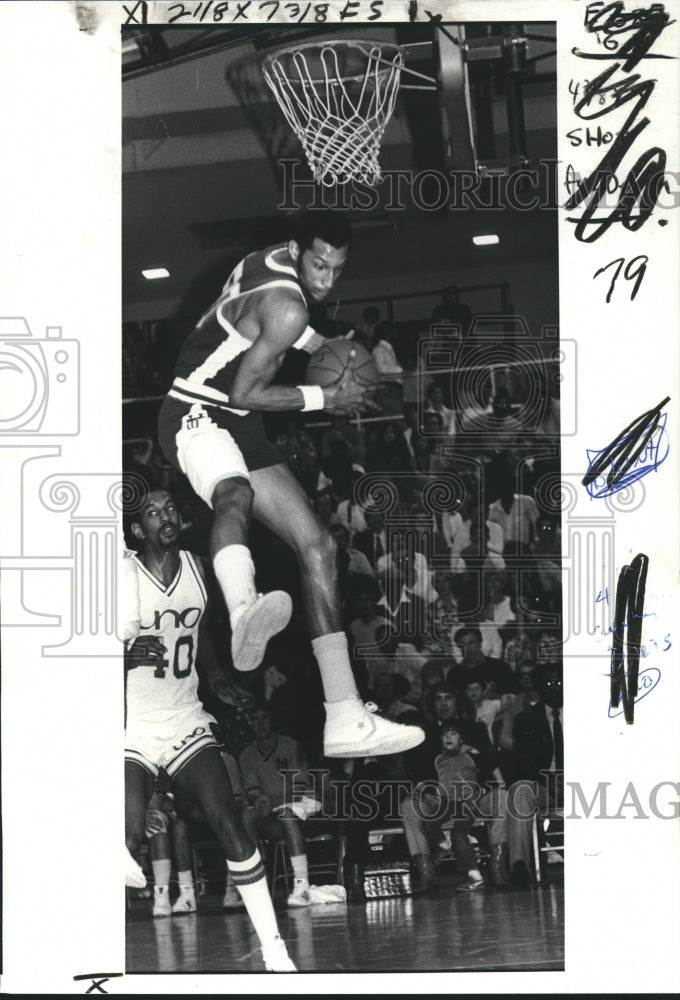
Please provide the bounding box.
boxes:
[311,632,360,704]
[151,858,172,890]
[227,850,280,947]
[177,870,194,890]
[213,545,257,623]
[469,869,483,882]
[290,854,309,883]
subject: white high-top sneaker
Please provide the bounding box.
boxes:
[171,886,197,914]
[287,879,311,908]
[323,700,425,757]
[231,592,292,672]
[124,846,147,889]
[152,885,172,917]
[261,934,297,972]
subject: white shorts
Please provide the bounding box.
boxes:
[175,405,250,507]
[158,396,283,508]
[125,705,219,779]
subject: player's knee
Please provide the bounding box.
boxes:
[300,523,337,572]
[212,477,254,520]
[208,802,244,843]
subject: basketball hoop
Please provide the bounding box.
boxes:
[262,39,404,187]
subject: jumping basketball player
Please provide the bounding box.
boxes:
[158,211,424,758]
[124,489,295,972]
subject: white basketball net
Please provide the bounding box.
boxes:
[262,40,403,187]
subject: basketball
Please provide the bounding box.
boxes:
[305,339,379,390]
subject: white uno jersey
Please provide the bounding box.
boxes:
[127,550,208,723]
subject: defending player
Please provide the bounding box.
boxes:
[124,489,295,972]
[158,211,424,757]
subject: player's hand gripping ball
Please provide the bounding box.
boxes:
[305,339,379,415]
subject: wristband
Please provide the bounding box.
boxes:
[292,325,316,350]
[298,384,325,411]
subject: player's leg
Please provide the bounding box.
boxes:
[279,813,311,908]
[149,826,173,917]
[125,759,155,859]
[259,811,311,908]
[399,790,438,894]
[172,746,295,971]
[160,402,292,673]
[249,462,425,758]
[210,477,292,673]
[223,804,258,910]
[124,759,155,889]
[170,816,198,914]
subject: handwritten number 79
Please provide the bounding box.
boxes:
[594,255,648,304]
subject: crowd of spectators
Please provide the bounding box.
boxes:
[124,291,564,895]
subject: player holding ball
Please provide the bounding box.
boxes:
[158,210,424,758]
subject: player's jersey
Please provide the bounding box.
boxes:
[167,243,314,416]
[126,550,208,723]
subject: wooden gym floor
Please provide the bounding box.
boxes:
[126,871,564,975]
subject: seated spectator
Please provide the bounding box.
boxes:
[371,320,404,381]
[493,663,564,885]
[352,506,389,571]
[365,421,413,476]
[402,401,420,459]
[435,722,509,891]
[536,372,560,436]
[502,612,537,674]
[390,641,426,705]
[447,626,518,698]
[329,522,376,587]
[459,515,505,579]
[530,514,562,609]
[464,679,501,742]
[536,624,563,667]
[482,572,516,626]
[354,303,381,351]
[321,438,357,502]
[348,584,387,659]
[379,530,435,602]
[418,660,446,721]
[479,571,516,660]
[515,661,540,709]
[371,672,420,721]
[313,486,339,531]
[486,389,522,437]
[375,564,427,652]
[487,482,539,556]
[320,416,367,471]
[442,496,473,573]
[407,683,499,792]
[333,489,369,542]
[424,382,456,436]
[399,705,508,893]
[238,704,320,908]
[425,570,459,656]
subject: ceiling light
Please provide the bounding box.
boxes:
[142,268,170,280]
[472,234,500,246]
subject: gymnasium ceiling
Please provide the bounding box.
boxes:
[122,22,557,312]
